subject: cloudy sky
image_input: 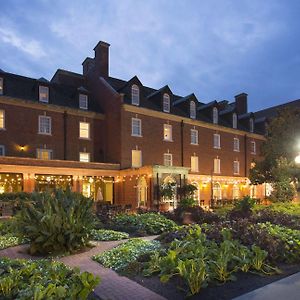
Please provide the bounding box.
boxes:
[1,0,300,111]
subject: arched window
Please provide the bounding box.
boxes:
[232,184,240,199]
[250,185,257,198]
[131,85,140,105]
[162,176,177,209]
[190,101,196,119]
[249,118,254,132]
[213,107,218,124]
[232,113,237,129]
[191,181,200,204]
[137,177,147,207]
[212,182,222,200]
[163,93,170,112]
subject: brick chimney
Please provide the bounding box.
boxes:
[234,93,248,115]
[93,41,110,78]
[82,57,95,76]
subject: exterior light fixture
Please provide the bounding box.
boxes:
[295,153,300,165]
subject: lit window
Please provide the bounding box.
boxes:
[0,110,4,129]
[79,122,90,139]
[80,152,90,162]
[213,107,218,124]
[131,85,140,106]
[190,101,196,119]
[79,94,88,110]
[213,133,220,149]
[0,145,5,156]
[214,158,221,173]
[39,86,49,103]
[0,78,3,95]
[163,93,170,113]
[250,118,254,133]
[38,116,51,135]
[251,141,256,154]
[191,129,198,145]
[164,153,173,166]
[233,137,240,152]
[232,113,237,129]
[191,156,199,172]
[132,150,142,168]
[163,124,172,141]
[233,160,240,174]
[131,118,142,137]
[37,149,52,160]
[233,184,239,199]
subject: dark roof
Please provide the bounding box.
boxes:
[219,102,236,115]
[197,100,217,111]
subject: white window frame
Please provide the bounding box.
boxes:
[36,148,53,160]
[131,118,142,137]
[79,94,88,110]
[213,107,218,124]
[163,93,170,113]
[132,149,142,168]
[250,118,254,133]
[79,122,90,139]
[191,156,199,172]
[191,129,198,145]
[164,153,173,166]
[0,78,3,95]
[38,115,51,135]
[0,110,5,129]
[190,101,196,119]
[251,141,256,154]
[79,152,90,162]
[214,158,221,174]
[233,160,240,175]
[233,137,240,152]
[213,133,221,149]
[163,124,173,141]
[0,145,5,156]
[131,84,140,106]
[39,86,49,103]
[232,113,237,129]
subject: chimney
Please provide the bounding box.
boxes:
[234,93,248,115]
[82,57,95,76]
[93,41,110,78]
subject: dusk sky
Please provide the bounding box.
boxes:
[1,0,300,112]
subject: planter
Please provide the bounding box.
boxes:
[159,202,170,212]
[182,211,193,225]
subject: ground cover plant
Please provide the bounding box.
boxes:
[0,257,100,299]
[91,229,129,241]
[0,219,26,250]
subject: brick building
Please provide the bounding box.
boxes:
[0,41,267,209]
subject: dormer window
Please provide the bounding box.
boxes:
[39,86,49,103]
[250,118,254,133]
[0,78,3,95]
[213,107,218,124]
[131,84,140,106]
[190,101,196,119]
[163,93,170,113]
[232,113,237,129]
[79,94,88,110]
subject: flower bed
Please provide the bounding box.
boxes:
[91,229,129,241]
[0,234,23,250]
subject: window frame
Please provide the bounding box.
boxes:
[79,94,88,110]
[163,93,170,113]
[79,152,90,162]
[213,133,221,149]
[190,101,196,119]
[232,113,237,129]
[131,84,140,106]
[164,153,173,166]
[251,141,256,154]
[191,156,199,172]
[190,129,199,145]
[79,121,90,139]
[36,148,53,160]
[213,107,218,124]
[0,110,5,129]
[214,158,221,174]
[132,149,142,168]
[131,118,142,137]
[233,137,240,152]
[233,160,240,175]
[38,115,52,135]
[163,124,173,142]
[39,85,49,103]
[249,118,254,133]
[0,145,5,156]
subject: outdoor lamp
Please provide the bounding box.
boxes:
[295,153,300,164]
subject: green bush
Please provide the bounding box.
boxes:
[178,198,197,209]
[0,192,31,202]
[255,202,300,216]
[0,219,26,250]
[91,229,129,241]
[15,189,95,255]
[0,257,100,299]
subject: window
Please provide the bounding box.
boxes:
[232,113,237,129]
[39,86,49,103]
[131,84,140,106]
[250,118,254,132]
[251,141,256,154]
[213,133,220,149]
[0,110,4,129]
[0,145,5,156]
[214,158,221,173]
[191,129,198,145]
[80,152,90,162]
[37,149,52,160]
[38,116,51,134]
[190,101,196,119]
[132,150,142,168]
[163,124,172,141]
[131,118,142,137]
[213,182,222,199]
[232,184,240,199]
[79,122,90,139]
[163,93,170,113]
[164,153,173,166]
[233,137,240,152]
[233,160,240,174]
[191,156,199,172]
[0,78,3,95]
[79,94,88,110]
[213,107,218,124]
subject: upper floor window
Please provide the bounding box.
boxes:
[213,107,218,124]
[79,94,88,110]
[164,124,172,141]
[190,101,196,119]
[233,160,240,174]
[132,149,142,168]
[37,148,52,160]
[191,129,198,145]
[233,137,240,152]
[39,86,49,103]
[131,118,142,137]
[232,113,237,129]
[191,156,199,172]
[163,93,170,113]
[131,84,140,106]
[0,110,4,129]
[214,158,221,174]
[80,152,90,162]
[0,78,3,95]
[164,153,173,166]
[250,118,254,133]
[213,133,221,149]
[79,122,90,139]
[0,145,5,156]
[38,115,51,135]
[251,141,256,154]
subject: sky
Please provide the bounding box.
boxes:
[1,0,300,112]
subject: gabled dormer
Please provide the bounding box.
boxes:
[197,100,219,124]
[219,103,238,129]
[78,86,89,110]
[239,112,255,133]
[147,85,173,113]
[173,93,198,119]
[117,76,143,106]
[37,77,50,103]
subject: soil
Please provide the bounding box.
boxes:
[129,263,300,300]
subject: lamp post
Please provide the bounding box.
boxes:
[295,153,300,202]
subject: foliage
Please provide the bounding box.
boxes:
[177,184,198,199]
[0,192,31,202]
[0,220,26,250]
[0,257,100,299]
[91,229,129,241]
[160,182,176,201]
[255,202,300,216]
[228,196,255,219]
[15,189,95,255]
[93,238,160,271]
[178,197,197,209]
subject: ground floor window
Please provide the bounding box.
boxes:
[191,181,200,204]
[162,176,177,209]
[0,173,23,193]
[212,182,222,200]
[232,184,240,199]
[137,177,147,207]
[250,185,257,198]
[34,174,72,191]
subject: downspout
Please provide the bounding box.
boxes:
[244,134,247,177]
[181,120,184,166]
[63,111,67,160]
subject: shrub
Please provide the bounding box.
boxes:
[228,196,255,220]
[91,229,129,241]
[0,257,100,299]
[178,197,197,209]
[0,192,31,202]
[15,189,95,255]
[0,219,26,250]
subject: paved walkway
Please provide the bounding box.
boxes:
[0,237,166,300]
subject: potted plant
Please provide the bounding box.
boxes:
[160,182,176,211]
